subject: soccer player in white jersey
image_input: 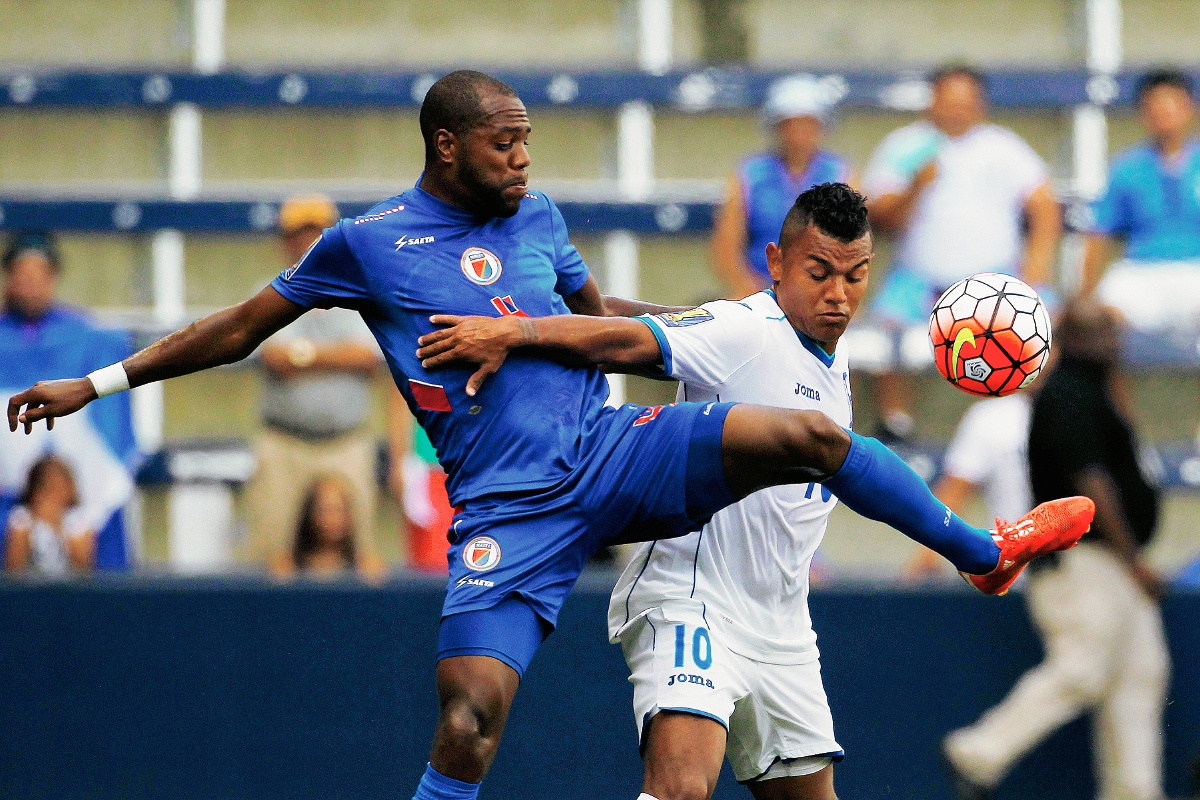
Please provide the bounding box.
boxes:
[608,186,863,800]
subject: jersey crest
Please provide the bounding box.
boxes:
[463,536,502,571]
[461,247,503,285]
[656,308,715,328]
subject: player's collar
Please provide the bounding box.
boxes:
[764,289,837,368]
[410,184,487,223]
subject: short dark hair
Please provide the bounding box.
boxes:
[419,70,520,166]
[929,63,989,96]
[2,232,62,274]
[1136,68,1194,105]
[779,182,870,250]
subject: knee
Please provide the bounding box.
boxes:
[647,772,716,800]
[779,410,849,476]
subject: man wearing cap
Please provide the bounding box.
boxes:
[711,74,853,300]
[244,195,385,575]
[0,233,137,569]
[863,65,1061,443]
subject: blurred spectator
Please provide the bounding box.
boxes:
[0,233,137,569]
[388,390,454,573]
[1083,69,1200,328]
[243,195,386,571]
[1081,68,1200,448]
[943,300,1167,800]
[903,391,1031,580]
[5,455,94,575]
[864,65,1061,442]
[274,475,384,580]
[711,74,852,299]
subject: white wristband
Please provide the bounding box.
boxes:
[87,363,131,398]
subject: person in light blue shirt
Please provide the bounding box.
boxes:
[1084,69,1200,331]
[712,74,852,299]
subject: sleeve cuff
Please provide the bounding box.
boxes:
[557,268,591,298]
[269,276,316,309]
[634,316,672,378]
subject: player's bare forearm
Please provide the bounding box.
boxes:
[601,296,691,317]
[129,288,304,386]
[8,286,303,433]
[563,276,686,318]
[417,313,661,396]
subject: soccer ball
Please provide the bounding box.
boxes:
[929,272,1052,397]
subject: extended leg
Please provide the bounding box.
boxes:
[719,405,1000,575]
[640,711,727,800]
[748,765,837,800]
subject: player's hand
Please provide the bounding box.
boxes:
[417,315,529,396]
[7,378,97,434]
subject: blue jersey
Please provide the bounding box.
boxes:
[1091,140,1200,260]
[270,185,608,505]
[740,151,849,282]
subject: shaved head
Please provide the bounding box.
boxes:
[420,70,520,167]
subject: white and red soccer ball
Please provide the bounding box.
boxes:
[929,273,1052,397]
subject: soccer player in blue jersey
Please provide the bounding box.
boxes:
[8,71,1092,800]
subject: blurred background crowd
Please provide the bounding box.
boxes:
[2,0,1198,588]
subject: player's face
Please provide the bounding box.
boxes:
[457,93,532,218]
[1139,85,1195,143]
[3,251,58,320]
[775,116,823,160]
[766,224,871,351]
[928,74,986,137]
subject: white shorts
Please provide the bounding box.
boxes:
[1097,260,1200,330]
[619,604,843,783]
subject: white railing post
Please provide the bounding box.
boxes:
[158,0,232,571]
[604,0,671,406]
[1065,0,1122,293]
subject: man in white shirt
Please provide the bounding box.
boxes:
[863,65,1061,442]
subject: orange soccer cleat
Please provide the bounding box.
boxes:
[962,496,1096,596]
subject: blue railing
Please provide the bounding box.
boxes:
[0,67,1182,110]
[0,198,714,235]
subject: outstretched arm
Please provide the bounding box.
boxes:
[562,275,689,318]
[8,286,305,433]
[416,313,663,396]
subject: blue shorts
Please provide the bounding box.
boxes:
[437,400,736,676]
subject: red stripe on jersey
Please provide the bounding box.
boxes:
[409,379,453,412]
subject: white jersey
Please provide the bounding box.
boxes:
[862,121,1047,286]
[942,394,1032,523]
[608,291,853,665]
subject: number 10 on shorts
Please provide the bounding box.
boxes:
[674,624,713,670]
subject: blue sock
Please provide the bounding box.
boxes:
[823,432,1001,575]
[412,764,480,800]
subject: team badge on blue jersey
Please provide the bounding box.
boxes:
[463,536,502,571]
[461,247,503,285]
[656,308,715,327]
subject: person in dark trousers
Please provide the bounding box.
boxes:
[944,299,1169,800]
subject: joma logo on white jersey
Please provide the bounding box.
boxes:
[395,234,435,250]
